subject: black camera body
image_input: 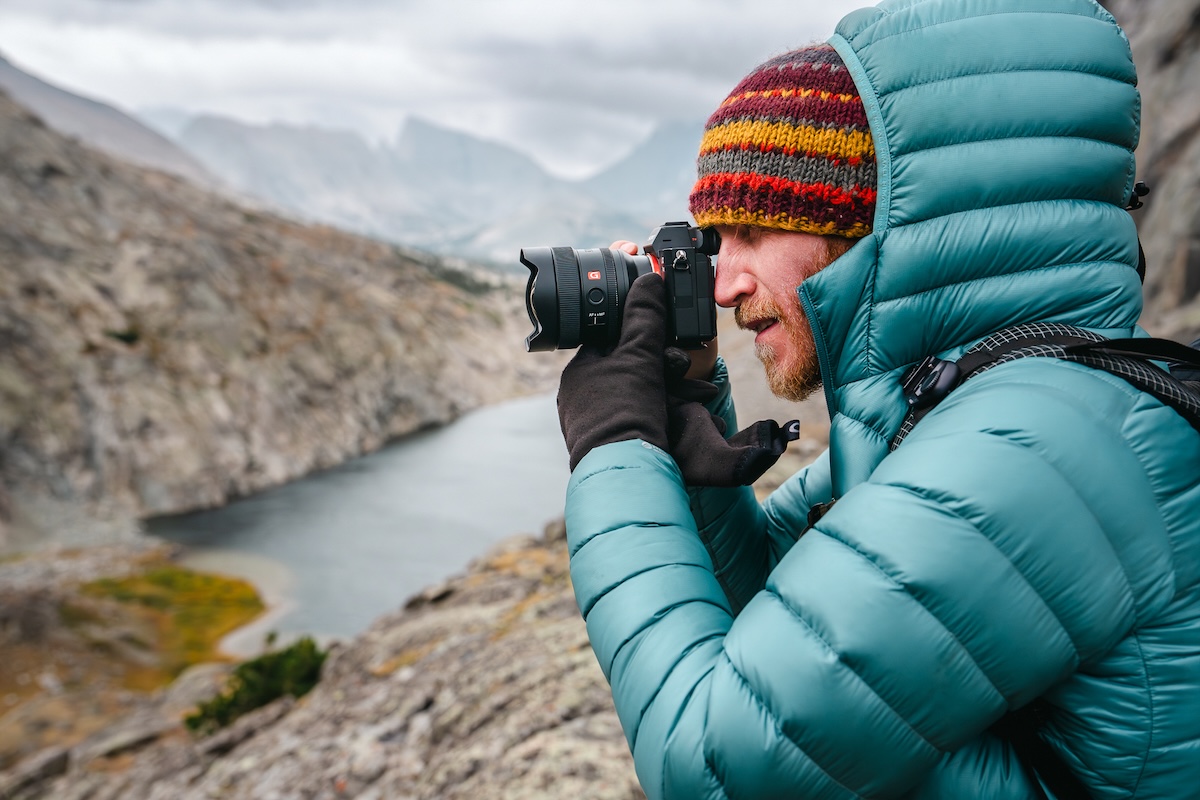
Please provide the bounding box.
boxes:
[520,221,720,352]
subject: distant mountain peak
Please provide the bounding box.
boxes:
[396,116,531,159]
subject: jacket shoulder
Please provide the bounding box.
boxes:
[876,356,1190,621]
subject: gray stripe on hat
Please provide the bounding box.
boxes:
[697,148,876,192]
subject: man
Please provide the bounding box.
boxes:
[556,0,1200,798]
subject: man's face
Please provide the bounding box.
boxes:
[713,225,850,401]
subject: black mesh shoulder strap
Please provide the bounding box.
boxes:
[892,323,1200,450]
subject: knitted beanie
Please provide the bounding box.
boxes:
[689,44,876,238]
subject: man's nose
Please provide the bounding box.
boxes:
[714,253,755,308]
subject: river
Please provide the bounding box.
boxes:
[146,392,570,650]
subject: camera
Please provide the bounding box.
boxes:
[520,222,720,352]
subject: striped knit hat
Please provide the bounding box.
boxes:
[689,44,876,238]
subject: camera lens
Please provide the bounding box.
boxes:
[520,246,656,351]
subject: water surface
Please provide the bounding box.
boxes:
[148,392,569,643]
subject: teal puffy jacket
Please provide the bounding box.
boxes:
[564,1,1200,797]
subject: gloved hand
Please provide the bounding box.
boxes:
[557,272,671,471]
[663,349,800,487]
[557,271,799,484]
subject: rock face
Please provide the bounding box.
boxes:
[1102,0,1200,341]
[11,522,646,800]
[0,90,564,551]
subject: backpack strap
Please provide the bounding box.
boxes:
[892,322,1200,450]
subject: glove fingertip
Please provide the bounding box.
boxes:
[663,346,692,382]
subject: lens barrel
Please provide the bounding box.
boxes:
[520,246,655,352]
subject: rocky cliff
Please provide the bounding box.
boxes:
[0,90,563,551]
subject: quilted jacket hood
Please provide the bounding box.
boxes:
[807,0,1143,495]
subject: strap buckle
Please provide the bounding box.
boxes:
[901,355,963,410]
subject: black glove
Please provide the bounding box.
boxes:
[664,348,800,487]
[556,271,799,483]
[557,272,671,471]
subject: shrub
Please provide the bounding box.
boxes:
[185,636,327,735]
[104,325,141,345]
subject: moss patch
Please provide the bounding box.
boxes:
[0,560,266,769]
[82,564,265,681]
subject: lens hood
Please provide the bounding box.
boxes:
[520,247,560,352]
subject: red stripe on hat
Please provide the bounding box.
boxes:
[692,172,878,205]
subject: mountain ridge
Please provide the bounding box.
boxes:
[173,110,700,266]
[0,53,717,267]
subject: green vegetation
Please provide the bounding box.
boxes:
[184,636,327,735]
[83,564,265,679]
[104,325,142,345]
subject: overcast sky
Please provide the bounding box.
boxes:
[0,0,865,178]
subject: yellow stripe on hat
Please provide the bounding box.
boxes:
[691,207,873,238]
[700,120,874,161]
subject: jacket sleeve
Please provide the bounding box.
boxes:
[680,358,835,613]
[565,364,1173,800]
[686,450,832,614]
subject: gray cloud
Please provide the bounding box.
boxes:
[0,0,864,177]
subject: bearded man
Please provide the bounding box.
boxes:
[554,1,1200,797]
